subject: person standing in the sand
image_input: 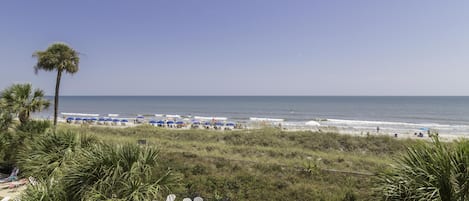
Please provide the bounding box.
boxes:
[376,126,380,133]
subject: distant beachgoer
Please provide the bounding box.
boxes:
[377,126,380,133]
[394,133,398,138]
[414,132,417,135]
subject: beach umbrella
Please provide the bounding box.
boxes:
[66,117,74,121]
[82,118,89,121]
[113,119,120,122]
[98,117,105,121]
[215,122,224,126]
[149,120,157,124]
[105,118,113,122]
[226,122,235,126]
[204,122,211,126]
[75,117,82,121]
[305,121,320,126]
[167,121,174,124]
[137,116,144,119]
[121,119,128,122]
[90,117,98,121]
[192,121,200,125]
[176,121,184,125]
[156,120,165,124]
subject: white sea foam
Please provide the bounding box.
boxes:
[321,118,469,135]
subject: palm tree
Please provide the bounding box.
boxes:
[378,137,469,201]
[33,43,79,127]
[0,83,50,124]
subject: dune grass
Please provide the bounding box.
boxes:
[57,125,422,200]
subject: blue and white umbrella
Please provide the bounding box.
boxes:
[226,122,235,126]
[176,121,184,125]
[98,117,105,121]
[121,119,129,122]
[66,117,75,121]
[105,118,113,122]
[167,121,175,125]
[90,117,98,121]
[149,120,157,124]
[113,119,120,122]
[75,117,82,121]
[215,122,224,126]
[192,121,200,125]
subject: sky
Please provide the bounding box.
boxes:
[1,0,469,96]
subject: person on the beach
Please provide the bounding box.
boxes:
[376,126,380,133]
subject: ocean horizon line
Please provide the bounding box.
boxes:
[46,95,469,97]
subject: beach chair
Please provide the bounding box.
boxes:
[28,176,37,186]
[166,194,176,201]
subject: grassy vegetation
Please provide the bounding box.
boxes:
[60,125,421,200]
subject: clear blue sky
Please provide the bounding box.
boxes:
[1,0,469,95]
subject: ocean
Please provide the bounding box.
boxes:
[38,96,469,135]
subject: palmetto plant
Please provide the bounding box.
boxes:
[0,83,50,124]
[378,137,469,201]
[0,109,13,131]
[20,179,67,201]
[33,43,79,127]
[17,130,99,180]
[19,130,179,201]
[62,143,179,201]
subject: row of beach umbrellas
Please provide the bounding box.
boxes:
[148,120,235,126]
[66,117,129,123]
[67,117,235,126]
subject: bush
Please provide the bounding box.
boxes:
[16,120,51,137]
[18,129,180,201]
[377,137,469,200]
[0,110,13,132]
[20,179,67,201]
[342,191,357,201]
[17,130,99,180]
[62,143,180,200]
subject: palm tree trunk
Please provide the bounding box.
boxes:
[53,70,63,128]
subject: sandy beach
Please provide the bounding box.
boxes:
[51,115,469,143]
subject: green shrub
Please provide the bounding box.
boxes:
[17,130,99,180]
[0,110,13,132]
[62,143,180,201]
[20,179,67,201]
[16,120,51,135]
[342,191,357,201]
[377,137,469,201]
